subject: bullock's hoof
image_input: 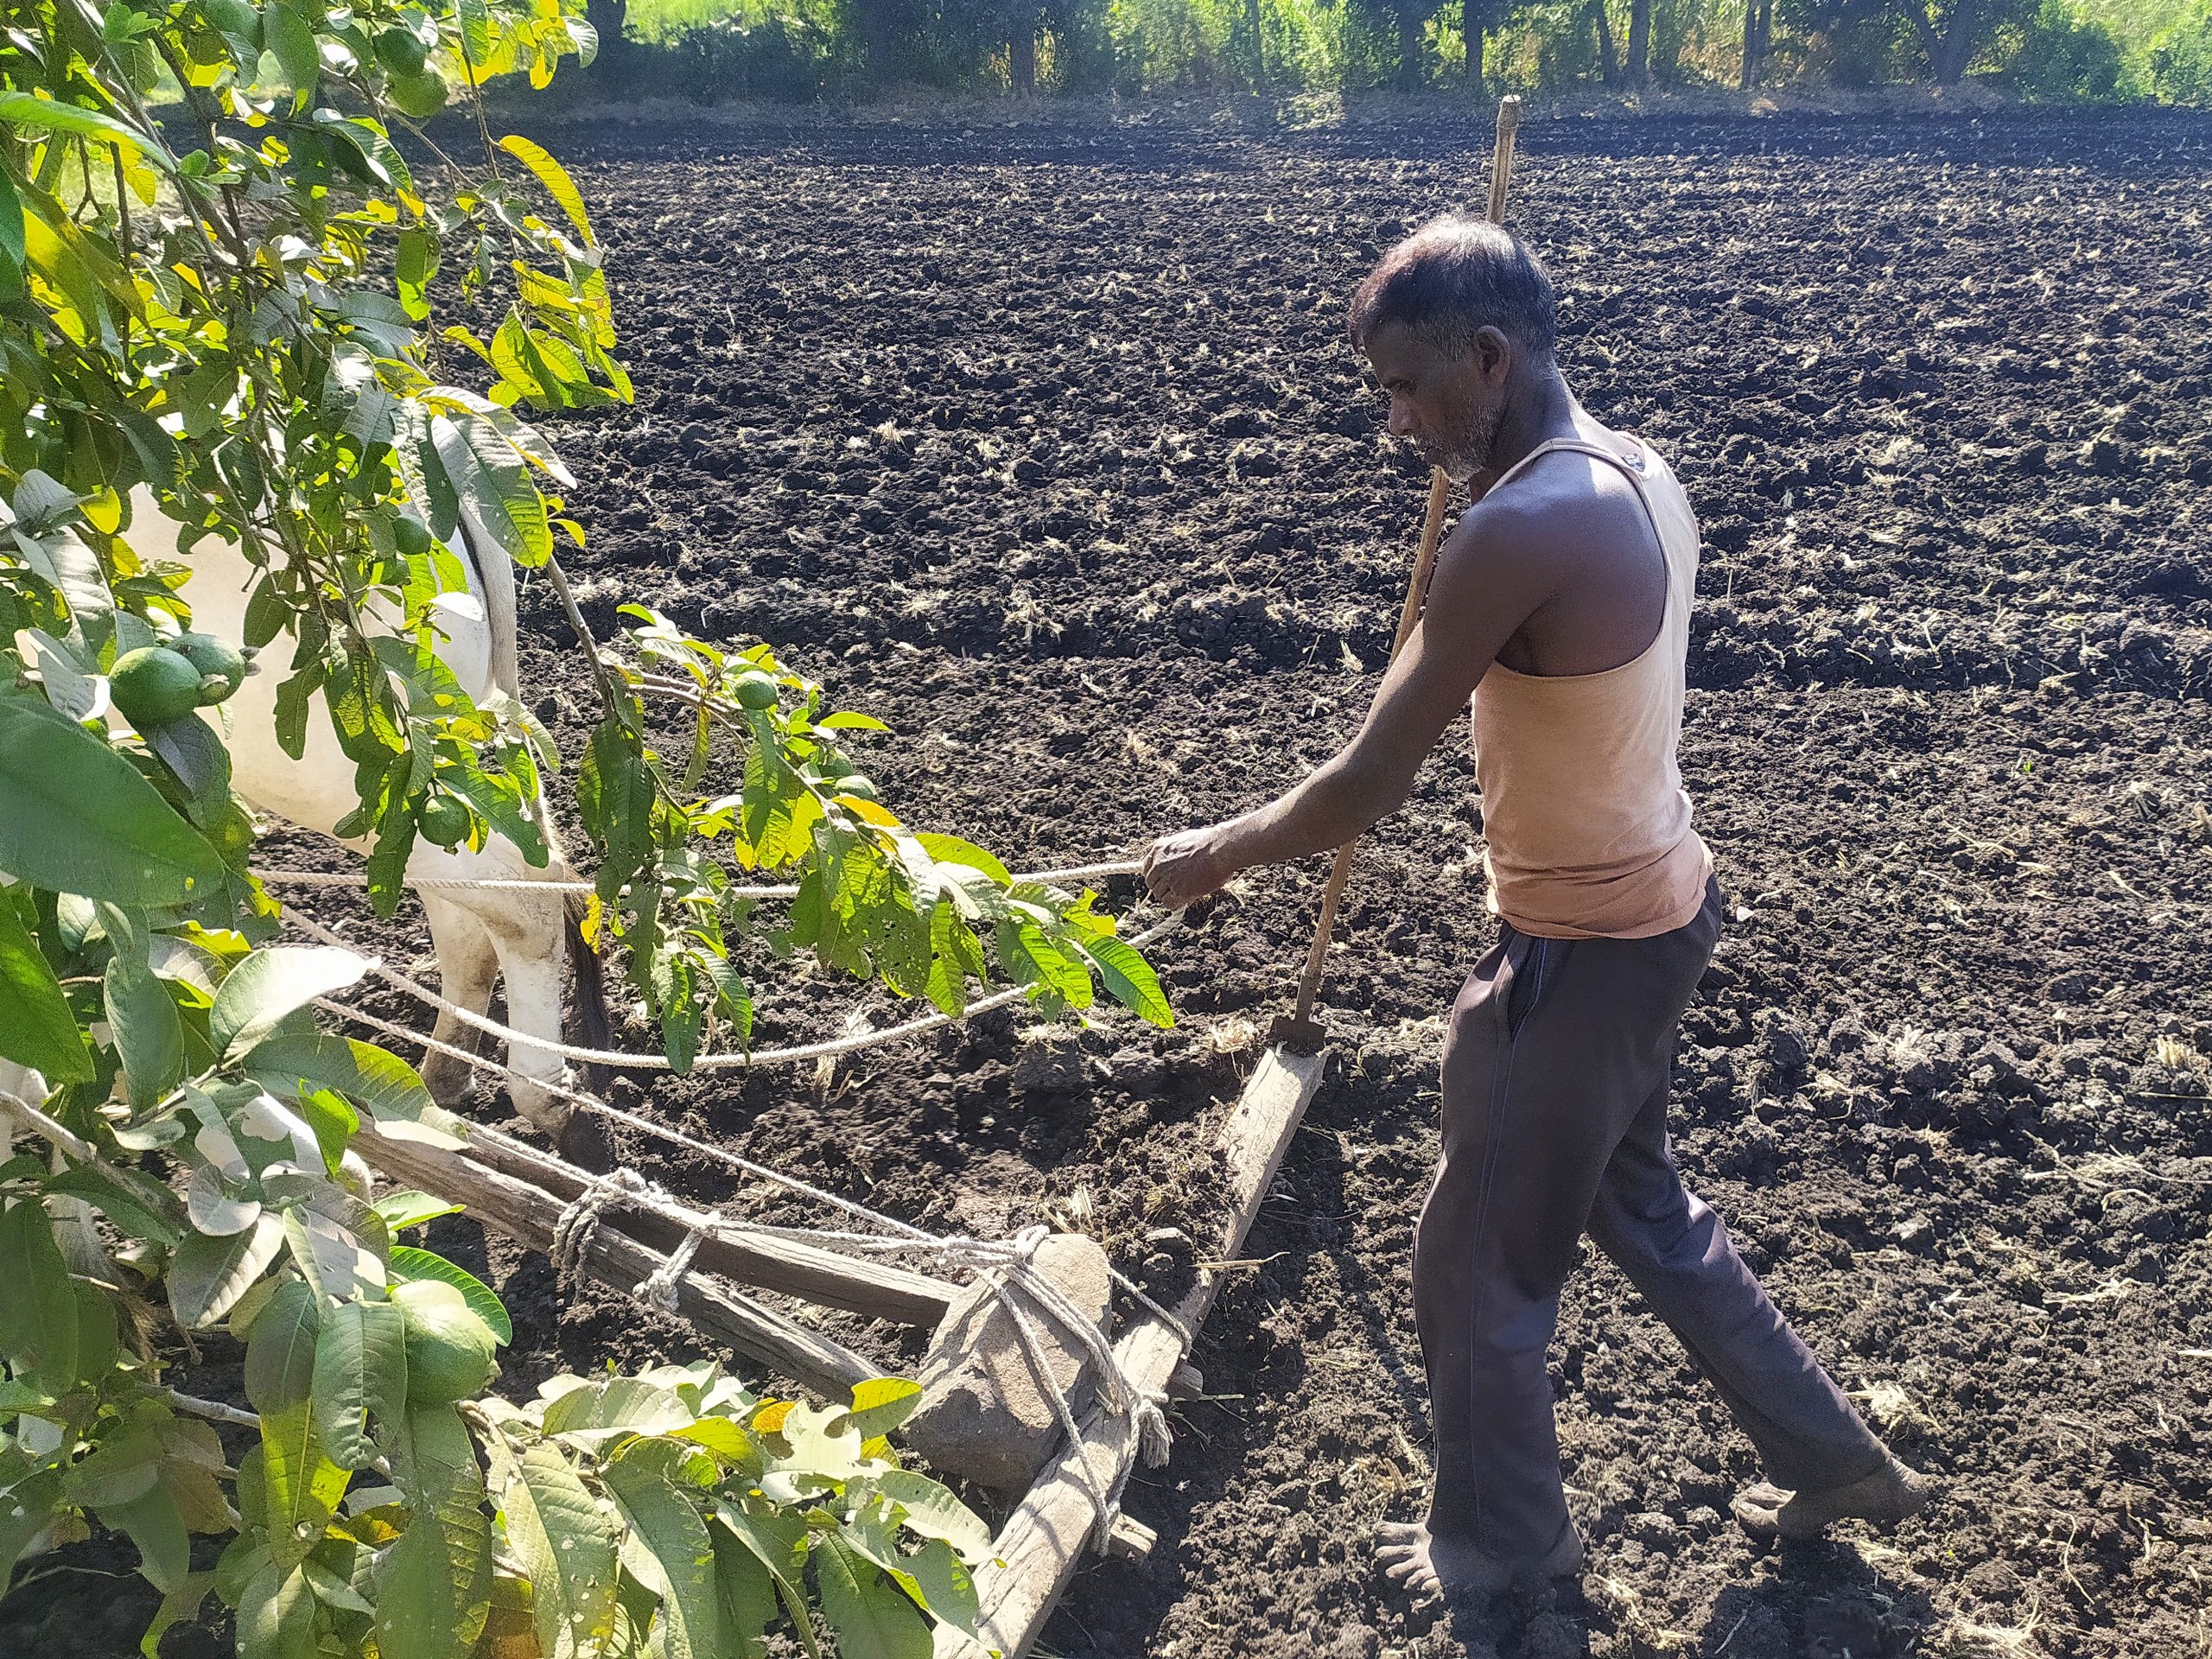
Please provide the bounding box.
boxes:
[420,1048,478,1109]
[552,1107,615,1174]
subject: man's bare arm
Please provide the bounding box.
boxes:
[1143,498,1566,906]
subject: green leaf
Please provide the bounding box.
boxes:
[43,1163,183,1250]
[605,1439,721,1659]
[137,1571,215,1659]
[0,92,170,168]
[815,711,890,732]
[374,1403,493,1658]
[0,890,91,1080]
[312,1299,409,1470]
[372,1190,462,1233]
[709,1522,778,1659]
[263,0,320,101]
[105,953,185,1105]
[432,411,551,568]
[210,944,371,1059]
[99,1481,191,1594]
[541,1375,691,1441]
[241,1031,464,1146]
[836,1377,923,1443]
[0,167,22,292]
[869,1469,995,1568]
[1078,932,1175,1028]
[282,1198,386,1304]
[497,134,594,246]
[484,1429,620,1659]
[248,1282,351,1570]
[0,1196,80,1395]
[387,1245,512,1344]
[0,696,224,906]
[237,1560,317,1659]
[913,833,1011,886]
[814,1533,931,1659]
[168,1210,286,1328]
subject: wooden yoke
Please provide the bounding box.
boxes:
[1281,94,1522,1046]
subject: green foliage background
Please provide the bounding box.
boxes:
[589,0,2212,102]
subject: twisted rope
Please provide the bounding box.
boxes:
[259,858,1142,900]
[288,906,1179,1071]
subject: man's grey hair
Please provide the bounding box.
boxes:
[1347,213,1559,365]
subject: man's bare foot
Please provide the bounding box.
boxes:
[1732,1457,1936,1540]
[1376,1519,1583,1606]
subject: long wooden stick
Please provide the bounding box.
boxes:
[353,1122,877,1400]
[935,1046,1328,1659]
[1288,95,1523,1032]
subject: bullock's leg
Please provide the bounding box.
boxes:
[470,893,613,1168]
[420,896,499,1108]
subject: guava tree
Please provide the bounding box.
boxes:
[0,0,1168,1648]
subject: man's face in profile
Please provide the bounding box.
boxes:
[1362,319,1508,482]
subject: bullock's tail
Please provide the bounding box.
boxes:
[563,892,611,1088]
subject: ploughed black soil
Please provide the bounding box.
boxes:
[10,105,2211,1659]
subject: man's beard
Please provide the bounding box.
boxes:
[1417,399,1505,482]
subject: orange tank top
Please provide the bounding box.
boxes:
[1470,435,1713,940]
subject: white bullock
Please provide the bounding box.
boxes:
[119,488,610,1167]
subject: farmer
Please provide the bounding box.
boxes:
[1141,216,1931,1605]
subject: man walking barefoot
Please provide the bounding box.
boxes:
[1141,217,1930,1606]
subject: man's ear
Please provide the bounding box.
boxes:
[1474,326,1511,381]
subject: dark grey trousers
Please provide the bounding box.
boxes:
[1414,874,1889,1563]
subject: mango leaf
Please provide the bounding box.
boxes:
[605,1439,723,1659]
[483,1429,620,1659]
[168,1210,286,1328]
[312,1300,409,1470]
[814,1533,931,1659]
[0,1196,80,1394]
[1077,933,1174,1028]
[0,696,224,906]
[211,945,372,1058]
[374,1403,493,1657]
[0,890,91,1080]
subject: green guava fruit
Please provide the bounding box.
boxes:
[418,794,471,848]
[732,671,778,711]
[394,1279,499,1405]
[393,515,435,558]
[167,632,250,703]
[109,647,206,728]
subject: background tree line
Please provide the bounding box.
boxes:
[575,0,2212,105]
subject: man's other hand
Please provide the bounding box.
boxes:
[1142,826,1236,910]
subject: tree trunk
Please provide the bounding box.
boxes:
[1398,3,1425,90]
[855,0,902,83]
[1626,0,1650,84]
[1011,26,1037,92]
[1935,0,1978,81]
[1590,0,1618,84]
[1462,0,1484,88]
[1738,0,1763,86]
[584,0,629,87]
[1245,0,1270,91]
